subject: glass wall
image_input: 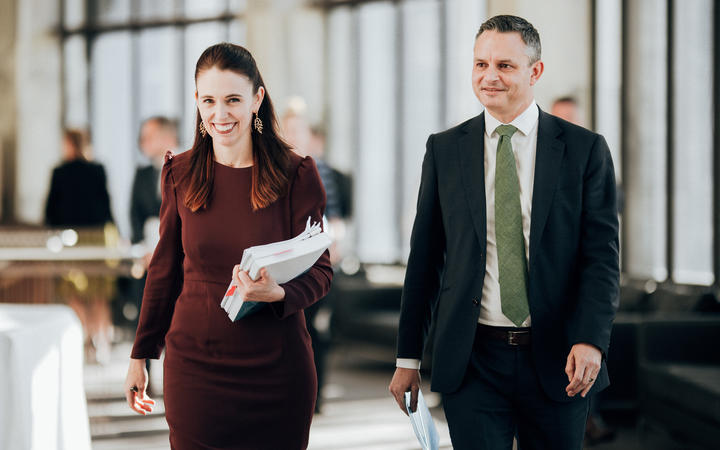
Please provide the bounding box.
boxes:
[326,0,484,263]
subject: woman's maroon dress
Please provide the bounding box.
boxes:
[131,150,332,449]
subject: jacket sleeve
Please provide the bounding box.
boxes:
[272,156,334,319]
[131,154,184,359]
[569,134,620,355]
[396,134,446,359]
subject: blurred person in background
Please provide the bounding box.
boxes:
[128,116,179,394]
[131,116,179,250]
[282,104,351,262]
[124,43,331,449]
[309,125,353,230]
[45,129,113,227]
[281,105,351,413]
[45,128,115,364]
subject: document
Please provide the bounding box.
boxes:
[221,217,331,321]
[405,389,440,450]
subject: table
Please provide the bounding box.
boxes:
[0,304,91,450]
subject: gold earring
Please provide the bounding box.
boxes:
[199,122,207,137]
[253,113,263,134]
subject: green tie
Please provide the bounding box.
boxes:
[494,124,530,326]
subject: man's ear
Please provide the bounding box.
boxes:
[529,61,544,86]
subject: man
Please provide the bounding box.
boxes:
[389,15,619,449]
[130,116,178,247]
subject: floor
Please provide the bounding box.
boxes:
[84,340,672,450]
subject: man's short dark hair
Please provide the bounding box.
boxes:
[476,15,541,65]
[142,116,179,137]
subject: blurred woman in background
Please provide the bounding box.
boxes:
[45,128,113,227]
[45,128,115,364]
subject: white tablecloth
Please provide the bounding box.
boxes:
[0,304,91,450]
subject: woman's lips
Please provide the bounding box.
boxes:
[213,123,237,134]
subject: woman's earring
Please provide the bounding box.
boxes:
[253,113,263,134]
[199,121,207,137]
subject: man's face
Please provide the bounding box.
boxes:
[140,120,175,160]
[472,30,543,120]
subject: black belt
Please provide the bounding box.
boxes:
[476,324,531,346]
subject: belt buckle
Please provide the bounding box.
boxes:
[507,331,520,346]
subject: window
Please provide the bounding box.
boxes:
[671,0,714,285]
[326,0,482,263]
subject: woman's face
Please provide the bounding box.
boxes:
[195,67,264,148]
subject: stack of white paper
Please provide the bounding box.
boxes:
[405,390,440,450]
[220,217,331,321]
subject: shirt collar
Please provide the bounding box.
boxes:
[484,100,539,138]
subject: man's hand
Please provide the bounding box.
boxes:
[565,343,602,398]
[389,368,421,415]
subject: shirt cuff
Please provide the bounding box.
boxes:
[396,358,421,370]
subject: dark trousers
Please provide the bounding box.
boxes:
[442,329,589,450]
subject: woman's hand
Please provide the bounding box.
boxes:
[232,266,286,303]
[124,358,156,415]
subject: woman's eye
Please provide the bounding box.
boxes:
[203,99,214,104]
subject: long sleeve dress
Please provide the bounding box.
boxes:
[131,150,333,450]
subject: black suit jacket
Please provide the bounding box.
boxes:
[130,165,161,243]
[45,160,113,227]
[130,165,162,244]
[397,109,620,402]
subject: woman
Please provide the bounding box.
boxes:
[124,43,332,449]
[45,129,113,227]
[45,128,115,364]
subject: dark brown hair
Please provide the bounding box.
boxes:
[184,43,291,212]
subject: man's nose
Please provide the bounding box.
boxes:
[484,65,499,81]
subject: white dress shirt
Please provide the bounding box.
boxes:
[396,101,539,370]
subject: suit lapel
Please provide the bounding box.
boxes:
[529,110,565,269]
[458,113,488,251]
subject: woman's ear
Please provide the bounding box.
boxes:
[254,86,265,112]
